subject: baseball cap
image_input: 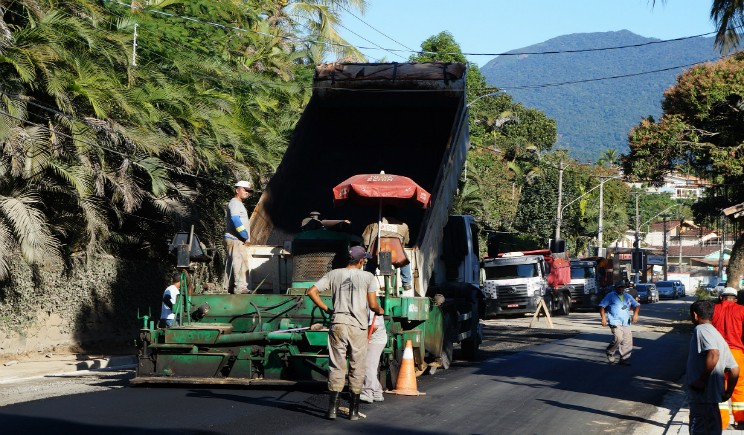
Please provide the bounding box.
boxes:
[721,287,738,297]
[349,246,372,261]
[234,180,253,190]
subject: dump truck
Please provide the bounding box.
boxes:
[132,62,484,386]
[568,259,599,309]
[481,249,572,317]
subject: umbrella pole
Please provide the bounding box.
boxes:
[378,198,393,311]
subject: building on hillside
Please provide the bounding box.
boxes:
[626,172,709,199]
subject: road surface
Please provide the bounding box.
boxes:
[0,296,694,434]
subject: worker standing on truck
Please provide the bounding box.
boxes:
[362,206,412,290]
[307,246,385,421]
[712,287,744,429]
[598,283,640,366]
[224,180,253,294]
[158,274,182,328]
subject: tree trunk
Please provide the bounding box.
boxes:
[728,233,744,296]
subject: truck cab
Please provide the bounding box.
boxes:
[569,259,599,309]
[482,253,548,316]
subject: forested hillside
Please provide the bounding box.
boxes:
[481,30,720,161]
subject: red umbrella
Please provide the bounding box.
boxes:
[332,172,431,208]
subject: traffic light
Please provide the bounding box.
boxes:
[632,250,644,272]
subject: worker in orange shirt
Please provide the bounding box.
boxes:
[712,287,744,430]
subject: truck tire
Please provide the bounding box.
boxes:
[558,292,571,316]
[440,312,454,370]
[461,322,481,361]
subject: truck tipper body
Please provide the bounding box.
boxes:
[133,62,483,386]
[481,249,572,317]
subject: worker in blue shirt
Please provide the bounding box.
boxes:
[598,283,640,366]
[224,180,253,293]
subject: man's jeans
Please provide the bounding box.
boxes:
[690,402,723,435]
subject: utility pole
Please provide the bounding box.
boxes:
[678,210,683,268]
[661,213,669,281]
[555,160,564,240]
[634,192,640,285]
[719,214,726,281]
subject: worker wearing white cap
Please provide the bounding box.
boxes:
[224,180,254,293]
[712,287,744,429]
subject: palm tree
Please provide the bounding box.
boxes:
[654,1,743,51]
[596,148,619,168]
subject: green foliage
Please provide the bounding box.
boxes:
[0,0,357,280]
[623,52,744,286]
[410,31,558,234]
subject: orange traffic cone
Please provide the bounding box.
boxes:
[390,340,425,396]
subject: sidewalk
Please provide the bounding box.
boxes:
[0,352,137,385]
[639,375,744,435]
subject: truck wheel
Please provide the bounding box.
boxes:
[440,312,455,370]
[559,293,571,316]
[461,323,481,361]
[441,339,453,370]
[546,295,556,314]
[461,337,479,361]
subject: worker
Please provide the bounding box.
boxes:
[712,287,744,430]
[361,308,387,404]
[362,206,412,290]
[688,299,739,434]
[158,274,182,328]
[224,180,254,294]
[300,211,351,232]
[598,283,640,365]
[307,245,384,421]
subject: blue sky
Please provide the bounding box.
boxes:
[338,0,717,66]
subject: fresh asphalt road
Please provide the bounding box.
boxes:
[0,297,694,434]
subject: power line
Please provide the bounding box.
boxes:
[102,0,724,58]
[333,21,407,61]
[337,3,416,52]
[496,56,725,90]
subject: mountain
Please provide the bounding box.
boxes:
[480,30,720,161]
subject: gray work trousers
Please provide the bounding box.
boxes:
[224,238,250,293]
[362,340,386,398]
[328,323,368,393]
[607,325,633,361]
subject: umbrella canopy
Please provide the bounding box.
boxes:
[333,173,431,208]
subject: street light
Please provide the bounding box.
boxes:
[555,174,623,243]
[467,90,505,108]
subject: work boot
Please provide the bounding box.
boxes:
[326,391,340,420]
[349,393,361,421]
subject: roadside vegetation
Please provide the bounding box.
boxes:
[1,1,742,287]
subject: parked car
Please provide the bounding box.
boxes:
[636,283,659,303]
[656,281,677,299]
[671,280,686,297]
[715,281,728,295]
[704,283,718,296]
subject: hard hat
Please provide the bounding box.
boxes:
[234,180,253,190]
[721,287,738,297]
